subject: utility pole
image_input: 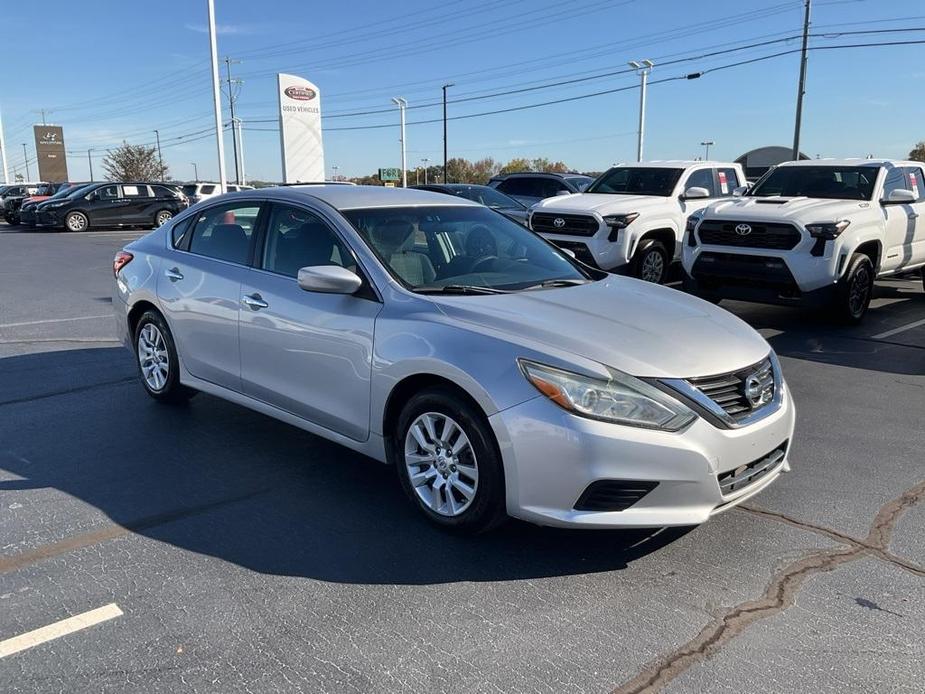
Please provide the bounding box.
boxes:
[792,0,812,160]
[192,162,199,181]
[421,157,429,185]
[32,109,52,125]
[224,56,242,185]
[391,97,407,187]
[153,129,164,181]
[22,143,30,180]
[629,60,654,162]
[237,119,246,185]
[0,105,9,184]
[701,140,715,160]
[87,149,94,180]
[332,164,339,181]
[207,0,228,193]
[442,83,453,183]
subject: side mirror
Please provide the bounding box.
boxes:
[732,186,748,197]
[554,190,572,197]
[297,265,363,294]
[682,186,710,200]
[882,189,916,204]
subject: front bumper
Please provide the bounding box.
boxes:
[489,385,795,528]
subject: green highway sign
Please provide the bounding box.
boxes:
[379,167,401,182]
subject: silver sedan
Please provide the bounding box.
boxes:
[113,185,795,533]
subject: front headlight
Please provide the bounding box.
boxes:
[602,212,639,229]
[805,219,850,239]
[519,359,696,431]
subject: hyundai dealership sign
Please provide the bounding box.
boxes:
[278,73,324,183]
[33,125,69,182]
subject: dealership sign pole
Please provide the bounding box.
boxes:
[207,0,228,194]
[0,106,9,184]
[277,73,324,183]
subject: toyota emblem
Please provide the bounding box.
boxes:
[553,217,566,229]
[735,223,752,236]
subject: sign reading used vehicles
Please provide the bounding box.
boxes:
[277,73,325,183]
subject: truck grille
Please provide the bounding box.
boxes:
[697,220,801,250]
[717,442,787,496]
[531,212,599,237]
[688,357,775,421]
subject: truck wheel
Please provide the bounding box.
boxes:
[632,239,669,284]
[835,253,874,324]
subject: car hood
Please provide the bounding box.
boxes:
[533,193,668,215]
[705,196,871,223]
[429,276,770,378]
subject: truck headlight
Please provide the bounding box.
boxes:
[806,220,850,239]
[519,359,696,431]
[602,212,639,229]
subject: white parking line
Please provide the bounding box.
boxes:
[0,603,123,658]
[872,318,925,340]
[0,314,111,329]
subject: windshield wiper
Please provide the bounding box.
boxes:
[524,278,590,290]
[415,284,509,295]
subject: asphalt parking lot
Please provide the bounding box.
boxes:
[1,220,923,693]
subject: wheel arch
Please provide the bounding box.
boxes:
[852,239,882,273]
[634,226,678,261]
[127,299,161,339]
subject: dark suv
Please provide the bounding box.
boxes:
[488,172,594,207]
[40,182,189,231]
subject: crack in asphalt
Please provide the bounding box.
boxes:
[613,479,925,694]
[0,488,273,574]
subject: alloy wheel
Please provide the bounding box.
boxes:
[66,214,86,232]
[848,265,871,316]
[641,249,665,283]
[155,211,173,227]
[137,323,169,391]
[403,412,479,517]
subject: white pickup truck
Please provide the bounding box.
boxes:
[683,159,925,322]
[528,161,746,283]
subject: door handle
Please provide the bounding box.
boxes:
[164,267,184,281]
[242,293,269,310]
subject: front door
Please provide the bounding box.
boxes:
[239,202,381,441]
[90,184,129,226]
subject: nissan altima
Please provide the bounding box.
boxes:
[113,185,795,533]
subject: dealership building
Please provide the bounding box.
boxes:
[735,146,810,181]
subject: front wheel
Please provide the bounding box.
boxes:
[834,253,874,324]
[64,211,89,232]
[154,209,173,227]
[632,239,669,284]
[394,388,507,534]
[134,311,196,403]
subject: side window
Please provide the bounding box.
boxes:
[685,169,717,196]
[902,167,925,202]
[200,184,216,195]
[881,168,907,200]
[188,203,262,264]
[716,168,739,195]
[151,185,175,199]
[121,184,150,198]
[97,185,119,200]
[541,179,566,198]
[261,204,353,277]
[171,217,193,247]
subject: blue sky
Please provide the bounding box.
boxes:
[2,0,924,182]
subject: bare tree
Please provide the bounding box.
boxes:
[102,143,168,181]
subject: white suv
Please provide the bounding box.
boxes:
[683,159,925,322]
[529,161,746,283]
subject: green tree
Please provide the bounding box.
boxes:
[499,157,532,175]
[102,142,168,181]
[909,141,925,162]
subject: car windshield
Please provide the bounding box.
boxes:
[342,205,589,292]
[450,186,524,209]
[566,176,592,191]
[748,165,878,200]
[61,183,98,199]
[586,167,683,196]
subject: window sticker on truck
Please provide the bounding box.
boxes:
[718,170,728,195]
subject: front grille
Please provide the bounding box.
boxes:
[717,442,787,496]
[697,220,801,250]
[688,358,775,421]
[531,212,599,237]
[574,480,658,512]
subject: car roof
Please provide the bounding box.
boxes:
[413,183,490,190]
[776,158,917,168]
[259,184,481,210]
[490,171,591,180]
[610,160,738,168]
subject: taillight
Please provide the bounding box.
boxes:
[113,251,134,277]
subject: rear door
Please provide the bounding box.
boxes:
[158,200,266,390]
[239,202,382,440]
[120,184,153,223]
[900,165,925,267]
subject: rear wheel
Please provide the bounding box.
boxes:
[134,310,195,403]
[394,388,507,534]
[154,209,173,227]
[632,239,669,284]
[65,211,89,232]
[834,253,874,323]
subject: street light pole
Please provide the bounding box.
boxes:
[0,105,9,184]
[700,140,715,160]
[391,97,408,188]
[332,164,339,181]
[792,0,812,160]
[442,83,453,183]
[154,129,164,181]
[87,149,94,180]
[421,157,429,185]
[629,60,654,162]
[192,162,199,181]
[22,143,30,180]
[207,0,228,193]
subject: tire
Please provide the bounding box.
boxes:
[64,211,89,232]
[394,387,507,534]
[133,310,196,404]
[921,267,925,293]
[632,239,669,284]
[834,253,874,324]
[154,209,173,227]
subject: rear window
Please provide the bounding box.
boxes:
[181,184,198,195]
[200,185,216,195]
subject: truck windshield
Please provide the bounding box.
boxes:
[749,166,879,200]
[586,167,683,196]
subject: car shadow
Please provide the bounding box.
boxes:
[0,347,694,585]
